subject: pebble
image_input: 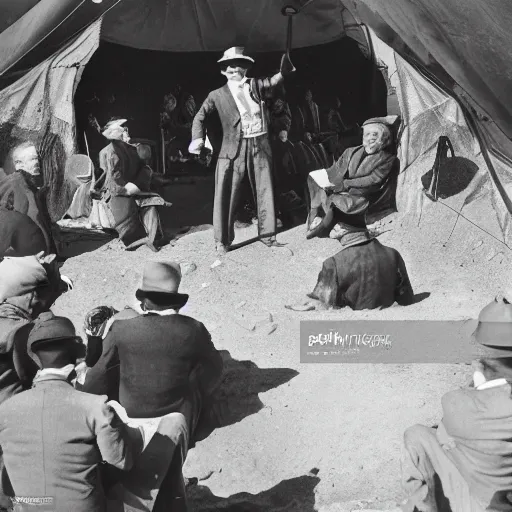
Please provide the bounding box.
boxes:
[486,249,497,261]
[201,282,210,288]
[181,262,197,275]
[211,259,222,269]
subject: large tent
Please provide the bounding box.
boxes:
[0,0,510,246]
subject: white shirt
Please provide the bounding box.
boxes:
[227,78,267,138]
[473,371,508,390]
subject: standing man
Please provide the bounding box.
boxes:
[0,142,55,254]
[189,47,296,254]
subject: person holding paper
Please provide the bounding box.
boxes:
[306,116,399,240]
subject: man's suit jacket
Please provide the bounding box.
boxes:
[0,172,53,253]
[0,374,139,512]
[191,77,273,160]
[81,313,223,419]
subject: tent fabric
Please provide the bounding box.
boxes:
[0,20,101,222]
[342,0,512,154]
[383,50,512,247]
[0,0,120,78]
[100,0,346,53]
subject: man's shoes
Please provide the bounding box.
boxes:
[261,238,287,248]
[216,242,229,255]
[125,237,149,251]
[306,217,325,240]
[146,241,160,253]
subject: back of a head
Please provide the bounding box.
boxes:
[479,358,512,382]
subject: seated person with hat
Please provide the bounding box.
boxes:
[0,312,146,512]
[288,210,414,311]
[306,116,399,240]
[401,295,512,512]
[81,261,224,508]
[97,118,171,252]
[0,252,73,407]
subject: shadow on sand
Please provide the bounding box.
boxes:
[421,157,479,199]
[194,350,299,444]
[188,472,320,511]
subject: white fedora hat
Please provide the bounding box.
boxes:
[217,47,255,64]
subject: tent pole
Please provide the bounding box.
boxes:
[161,128,166,176]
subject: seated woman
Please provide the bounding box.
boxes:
[306,116,399,240]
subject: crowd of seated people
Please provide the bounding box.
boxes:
[0,250,510,511]
[0,255,223,512]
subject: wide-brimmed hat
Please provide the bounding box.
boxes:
[217,47,255,65]
[102,118,127,138]
[135,261,189,308]
[28,312,85,368]
[471,296,512,358]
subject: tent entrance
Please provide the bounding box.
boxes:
[72,36,389,233]
[74,37,389,170]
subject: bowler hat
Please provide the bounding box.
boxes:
[28,312,85,368]
[217,47,255,65]
[135,261,188,308]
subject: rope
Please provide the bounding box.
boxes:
[437,199,511,251]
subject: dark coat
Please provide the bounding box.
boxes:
[311,239,414,310]
[0,375,139,512]
[326,145,399,198]
[0,206,47,258]
[0,172,53,253]
[81,313,223,419]
[0,304,38,407]
[191,77,273,160]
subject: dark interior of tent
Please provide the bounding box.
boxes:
[74,36,388,168]
[69,35,390,230]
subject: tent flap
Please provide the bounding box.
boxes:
[0,19,102,221]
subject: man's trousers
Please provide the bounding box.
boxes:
[214,135,276,245]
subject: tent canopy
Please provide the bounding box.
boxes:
[0,0,511,235]
[0,0,511,157]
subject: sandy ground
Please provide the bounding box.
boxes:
[52,150,512,511]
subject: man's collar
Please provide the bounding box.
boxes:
[144,309,177,316]
[33,364,76,385]
[227,77,248,88]
[476,378,509,390]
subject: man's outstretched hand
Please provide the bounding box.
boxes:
[280,52,296,76]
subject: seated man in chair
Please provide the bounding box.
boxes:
[97,119,171,252]
[306,116,399,240]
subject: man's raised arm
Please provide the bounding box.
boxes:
[268,52,296,88]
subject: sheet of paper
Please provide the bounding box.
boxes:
[309,168,333,189]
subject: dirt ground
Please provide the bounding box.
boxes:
[53,152,512,511]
